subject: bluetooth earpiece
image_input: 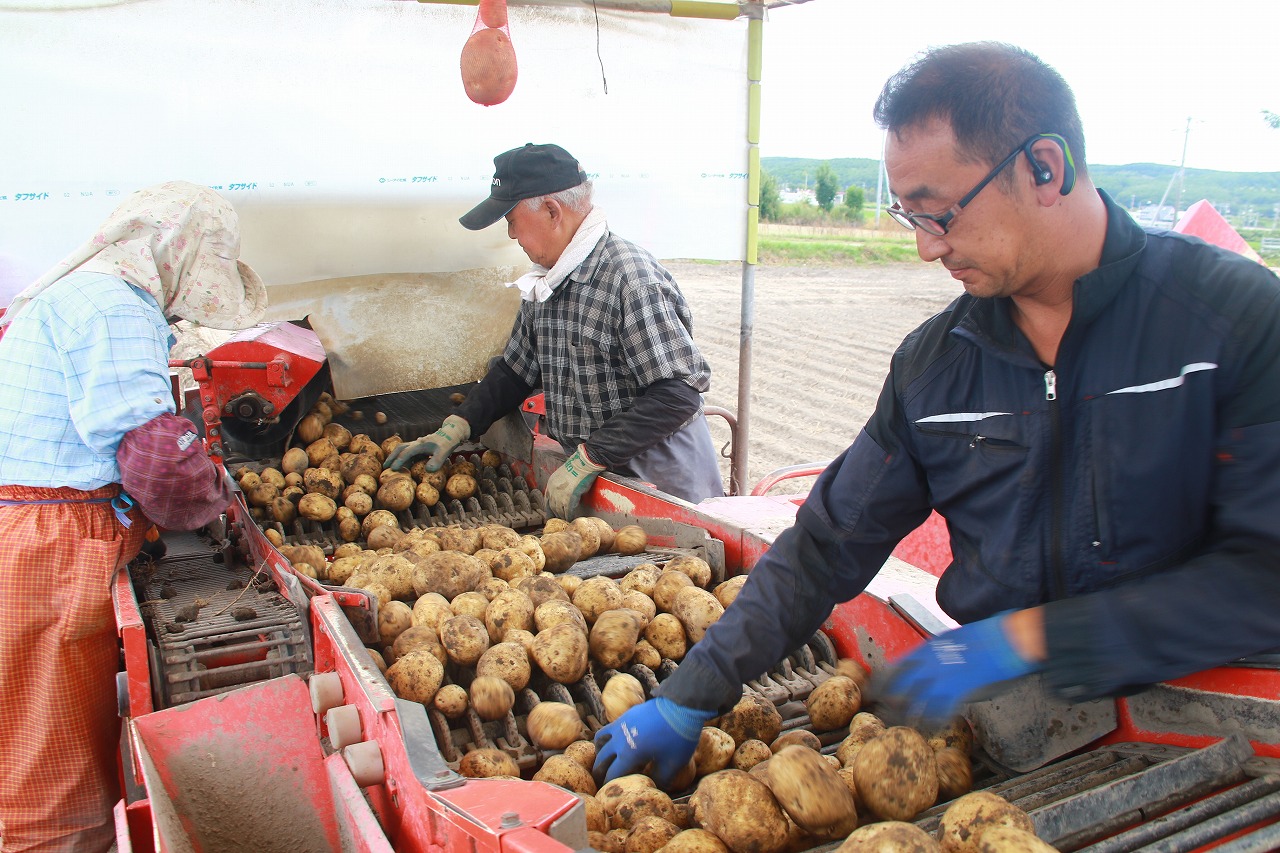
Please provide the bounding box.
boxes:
[1024,132,1077,196]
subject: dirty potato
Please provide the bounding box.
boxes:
[475,641,531,691]
[935,746,974,801]
[652,570,695,613]
[624,815,680,853]
[805,675,862,731]
[769,730,822,753]
[712,575,747,609]
[439,614,491,666]
[535,598,589,635]
[540,530,583,573]
[516,574,570,608]
[492,548,537,583]
[835,822,941,852]
[534,753,597,795]
[937,791,1035,853]
[767,745,858,839]
[689,770,789,853]
[451,590,490,621]
[469,674,515,720]
[716,694,783,747]
[643,613,687,662]
[433,683,468,718]
[671,586,723,643]
[620,564,663,596]
[392,624,447,665]
[631,639,662,670]
[664,555,713,588]
[731,739,773,773]
[484,589,535,643]
[378,600,414,646]
[385,650,444,705]
[852,726,938,822]
[376,476,415,512]
[530,622,590,683]
[459,747,519,778]
[298,493,337,522]
[601,672,646,722]
[573,575,624,624]
[527,700,585,750]
[612,525,648,555]
[590,609,645,669]
[662,829,730,853]
[974,827,1056,853]
[694,727,736,777]
[412,550,491,601]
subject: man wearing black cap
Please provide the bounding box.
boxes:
[386,143,724,518]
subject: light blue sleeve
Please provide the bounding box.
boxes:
[56,302,175,457]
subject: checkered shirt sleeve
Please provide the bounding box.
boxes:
[0,273,174,488]
[503,233,711,447]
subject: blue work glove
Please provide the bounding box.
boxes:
[594,697,717,788]
[877,613,1039,728]
[546,444,606,519]
[384,415,470,472]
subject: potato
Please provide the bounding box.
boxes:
[926,716,976,757]
[694,726,736,777]
[619,591,656,626]
[540,530,583,573]
[360,509,400,540]
[433,525,483,554]
[543,517,571,535]
[505,628,536,653]
[596,774,657,816]
[435,609,487,663]
[731,739,772,772]
[643,613,687,662]
[476,641,531,691]
[481,525,522,551]
[484,588,535,643]
[852,726,938,822]
[492,548,537,583]
[601,672,646,723]
[712,575,747,609]
[392,624,447,665]
[470,674,515,720]
[652,571,694,612]
[281,447,310,476]
[716,694,783,747]
[432,683,468,718]
[364,553,417,600]
[415,481,440,507]
[533,753,597,795]
[937,791,1035,853]
[631,639,662,670]
[515,574,570,608]
[663,829,730,853]
[376,476,415,512]
[620,564,663,597]
[935,746,973,801]
[265,528,285,548]
[612,787,678,830]
[625,816,680,853]
[281,544,326,575]
[366,524,404,551]
[530,622,589,683]
[664,555,713,588]
[589,832,621,853]
[671,586,723,643]
[476,576,509,600]
[378,600,414,646]
[806,675,861,731]
[569,517,603,559]
[412,550,491,601]
[767,745,857,838]
[573,575,624,624]
[612,525,648,555]
[836,822,941,852]
[320,422,351,451]
[385,650,444,704]
[267,495,296,526]
[514,535,546,571]
[769,730,822,753]
[340,452,382,486]
[411,592,453,630]
[343,489,374,517]
[689,770,789,853]
[590,609,645,669]
[535,599,589,635]
[975,827,1056,853]
[305,437,337,468]
[834,657,872,692]
[527,700,585,750]
[445,473,478,501]
[367,647,388,673]
[297,413,326,444]
[380,434,402,457]
[459,747,519,778]
[337,516,361,542]
[295,492,336,522]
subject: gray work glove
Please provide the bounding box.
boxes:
[545,444,607,519]
[384,415,470,472]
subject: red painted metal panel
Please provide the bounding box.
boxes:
[113,565,154,720]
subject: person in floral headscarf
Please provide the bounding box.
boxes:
[0,181,267,852]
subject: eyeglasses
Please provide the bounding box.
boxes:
[888,134,1041,236]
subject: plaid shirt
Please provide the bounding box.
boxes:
[503,232,711,447]
[0,272,175,488]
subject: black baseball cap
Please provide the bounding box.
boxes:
[459,143,588,230]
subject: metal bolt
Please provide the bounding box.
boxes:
[500,812,521,828]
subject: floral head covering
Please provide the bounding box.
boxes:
[0,181,267,330]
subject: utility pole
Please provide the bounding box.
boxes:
[1156,117,1192,224]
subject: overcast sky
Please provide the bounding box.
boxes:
[758,0,1279,174]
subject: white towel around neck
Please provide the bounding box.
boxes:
[508,206,608,302]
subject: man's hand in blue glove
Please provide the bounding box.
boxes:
[384,415,470,472]
[593,697,717,788]
[877,612,1040,728]
[546,444,606,519]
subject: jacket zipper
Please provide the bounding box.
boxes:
[1046,368,1065,599]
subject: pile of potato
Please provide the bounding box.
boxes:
[235,393,527,546]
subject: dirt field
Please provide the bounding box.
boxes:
[663,259,960,495]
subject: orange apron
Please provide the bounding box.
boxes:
[0,485,145,853]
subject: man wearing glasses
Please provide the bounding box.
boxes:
[595,41,1280,786]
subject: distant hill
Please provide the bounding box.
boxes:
[762,157,1280,218]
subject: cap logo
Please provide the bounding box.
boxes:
[492,178,502,186]
[177,430,198,452]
